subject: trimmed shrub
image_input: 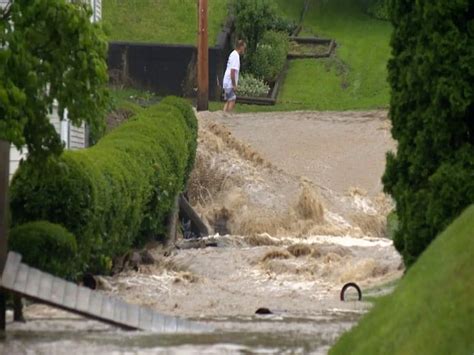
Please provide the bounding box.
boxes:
[237,74,270,97]
[10,221,78,279]
[10,97,198,274]
[251,31,289,83]
[382,0,474,266]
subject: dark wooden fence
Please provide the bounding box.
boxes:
[107,20,234,100]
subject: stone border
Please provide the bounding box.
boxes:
[287,37,336,59]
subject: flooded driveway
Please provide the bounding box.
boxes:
[2,306,367,354]
[1,110,401,354]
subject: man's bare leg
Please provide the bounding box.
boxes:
[228,100,236,112]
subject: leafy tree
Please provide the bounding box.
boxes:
[383,0,474,266]
[0,0,108,161]
[232,0,277,56]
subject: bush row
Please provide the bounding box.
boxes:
[10,97,198,276]
[10,221,78,278]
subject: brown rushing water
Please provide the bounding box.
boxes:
[2,306,368,354]
[1,110,402,354]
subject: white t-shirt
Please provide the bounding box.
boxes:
[223,50,240,89]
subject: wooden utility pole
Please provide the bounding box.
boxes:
[0,139,10,331]
[197,0,209,111]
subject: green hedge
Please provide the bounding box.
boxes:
[160,96,197,181]
[382,0,474,266]
[10,221,78,279]
[251,31,289,83]
[10,97,198,274]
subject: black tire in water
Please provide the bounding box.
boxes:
[255,307,273,315]
[340,282,362,301]
[83,273,97,290]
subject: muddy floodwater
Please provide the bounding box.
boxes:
[2,307,368,354]
[1,110,402,354]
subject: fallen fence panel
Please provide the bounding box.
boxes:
[0,252,211,333]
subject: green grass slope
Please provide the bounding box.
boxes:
[274,0,306,22]
[103,0,391,112]
[331,206,474,355]
[282,0,391,110]
[103,0,228,45]
[212,0,391,112]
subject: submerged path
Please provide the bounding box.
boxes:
[206,110,394,197]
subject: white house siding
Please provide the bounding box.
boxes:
[7,0,102,179]
[69,123,86,150]
[8,113,86,180]
[91,0,102,22]
[8,147,26,181]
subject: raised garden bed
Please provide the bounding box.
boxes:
[225,62,288,106]
[288,37,336,59]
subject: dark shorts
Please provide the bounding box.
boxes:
[224,87,237,102]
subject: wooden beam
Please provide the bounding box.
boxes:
[179,195,209,237]
[197,0,209,111]
[166,196,180,244]
[0,139,10,331]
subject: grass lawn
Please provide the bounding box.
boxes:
[273,0,306,23]
[294,0,391,109]
[331,205,474,355]
[102,0,302,45]
[212,0,392,112]
[103,0,229,45]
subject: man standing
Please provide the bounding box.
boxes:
[223,40,246,112]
